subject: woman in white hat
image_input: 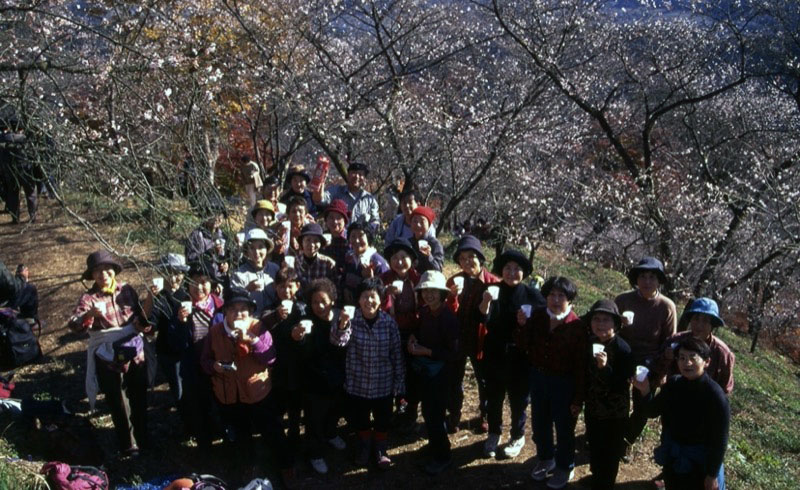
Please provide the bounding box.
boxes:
[409,270,459,475]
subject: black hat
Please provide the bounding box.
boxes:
[453,234,485,263]
[347,162,369,174]
[187,259,217,282]
[287,166,311,182]
[82,250,123,281]
[627,256,667,287]
[299,223,327,246]
[384,238,417,261]
[492,249,532,278]
[223,287,257,311]
[582,299,622,329]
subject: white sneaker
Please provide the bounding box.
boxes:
[530,458,556,481]
[310,457,328,475]
[328,435,346,450]
[546,468,574,489]
[502,436,525,458]
[483,433,500,458]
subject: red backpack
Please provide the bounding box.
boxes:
[41,462,109,490]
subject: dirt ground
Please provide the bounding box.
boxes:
[0,201,662,489]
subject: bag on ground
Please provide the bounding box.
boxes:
[40,461,109,490]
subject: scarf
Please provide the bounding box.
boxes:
[546,305,572,321]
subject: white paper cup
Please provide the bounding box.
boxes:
[233,319,249,331]
[215,238,226,248]
[300,319,313,334]
[343,305,355,317]
[622,311,635,324]
[592,343,605,355]
[323,233,332,244]
[418,239,429,249]
[281,300,294,314]
[253,278,264,291]
[487,285,499,300]
[453,276,464,290]
[360,255,371,267]
[181,301,193,312]
[284,255,295,268]
[635,365,649,382]
[392,280,404,293]
[152,277,164,291]
[236,232,246,245]
[282,220,291,230]
[94,302,107,314]
[521,304,532,318]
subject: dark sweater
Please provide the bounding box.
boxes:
[644,373,730,477]
[415,304,459,363]
[295,309,346,395]
[585,334,634,420]
[482,282,545,358]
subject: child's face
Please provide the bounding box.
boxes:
[421,288,443,310]
[247,240,268,267]
[590,312,616,342]
[310,291,333,319]
[167,272,184,290]
[276,280,300,301]
[225,302,252,324]
[188,276,211,302]
[325,212,346,236]
[390,250,412,277]
[302,235,321,258]
[263,184,279,201]
[289,204,307,227]
[400,195,417,218]
[458,251,481,277]
[689,314,714,342]
[546,287,570,315]
[677,348,708,380]
[359,289,381,319]
[410,214,429,238]
[349,230,369,255]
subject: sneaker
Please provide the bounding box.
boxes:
[530,458,556,481]
[328,435,346,450]
[376,450,392,470]
[310,457,328,475]
[483,433,500,458]
[546,468,575,489]
[423,457,452,475]
[503,436,525,458]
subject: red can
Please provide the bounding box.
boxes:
[309,155,330,192]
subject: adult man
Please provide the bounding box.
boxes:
[241,156,263,208]
[313,162,380,234]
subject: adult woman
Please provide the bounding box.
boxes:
[480,250,545,459]
[68,250,147,456]
[518,276,584,489]
[332,278,404,469]
[582,300,634,490]
[633,337,729,490]
[200,288,293,482]
[615,257,677,449]
[444,235,499,433]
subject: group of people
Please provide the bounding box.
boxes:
[63,160,735,490]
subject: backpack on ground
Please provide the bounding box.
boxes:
[40,461,109,490]
[0,307,41,369]
[165,474,228,489]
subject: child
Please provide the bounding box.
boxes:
[384,187,437,244]
[259,267,306,464]
[331,278,404,469]
[582,300,634,490]
[633,337,729,490]
[409,271,459,475]
[294,223,339,291]
[342,221,389,305]
[290,278,347,475]
[380,238,421,427]
[321,198,352,271]
[231,228,278,316]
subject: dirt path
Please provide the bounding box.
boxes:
[1,201,662,489]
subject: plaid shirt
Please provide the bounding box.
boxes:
[69,282,139,330]
[331,310,405,399]
[295,253,338,290]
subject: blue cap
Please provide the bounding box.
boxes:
[686,297,724,327]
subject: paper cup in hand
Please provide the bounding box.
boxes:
[181,301,193,312]
[635,365,649,382]
[487,285,499,300]
[236,232,246,245]
[300,319,313,334]
[343,305,355,318]
[281,300,294,314]
[392,280,404,293]
[453,276,464,291]
[418,239,429,250]
[152,277,164,291]
[284,255,296,268]
[323,233,332,244]
[233,319,249,332]
[282,220,291,230]
[622,311,635,324]
[521,304,532,318]
[592,343,605,355]
[94,302,107,314]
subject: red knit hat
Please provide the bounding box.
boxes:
[324,199,350,223]
[411,206,435,225]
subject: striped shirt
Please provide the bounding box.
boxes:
[331,310,405,399]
